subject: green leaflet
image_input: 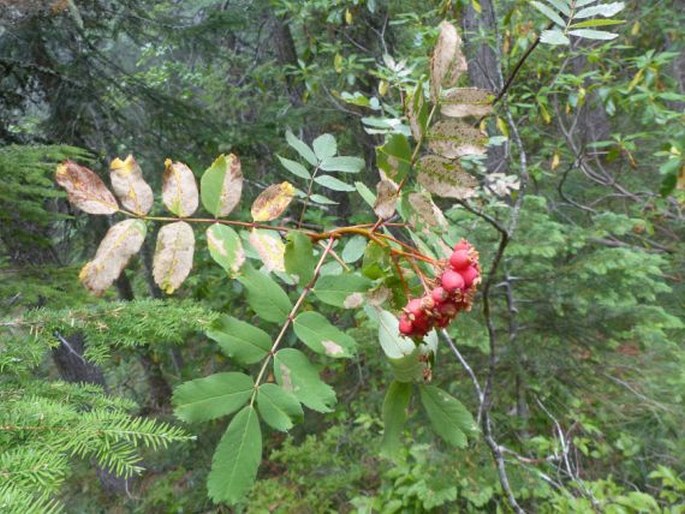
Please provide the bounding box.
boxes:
[172,372,253,423]
[381,381,412,458]
[206,223,245,277]
[377,309,415,360]
[207,315,271,365]
[277,155,311,180]
[314,174,356,192]
[319,156,365,173]
[376,133,412,181]
[238,264,292,323]
[342,235,367,263]
[312,133,337,160]
[285,130,318,166]
[207,406,261,505]
[313,273,372,307]
[284,231,316,285]
[200,153,242,218]
[273,348,336,412]
[293,311,357,358]
[256,383,303,432]
[419,385,476,448]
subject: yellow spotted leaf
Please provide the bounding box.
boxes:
[153,221,195,294]
[55,160,119,215]
[251,182,295,222]
[109,155,154,215]
[162,159,198,217]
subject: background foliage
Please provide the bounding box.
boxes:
[1,0,684,512]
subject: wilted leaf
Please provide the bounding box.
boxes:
[416,155,478,199]
[56,160,119,215]
[109,155,154,215]
[406,83,429,140]
[441,88,494,118]
[428,120,487,158]
[206,223,244,276]
[162,159,199,217]
[153,221,195,294]
[407,192,448,228]
[430,21,467,99]
[200,153,243,217]
[251,182,295,222]
[374,179,399,219]
[248,229,285,272]
[79,219,146,295]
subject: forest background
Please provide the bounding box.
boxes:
[1,0,684,512]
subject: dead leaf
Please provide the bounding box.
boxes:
[79,219,147,295]
[430,21,467,99]
[416,155,478,199]
[248,229,286,272]
[153,221,195,294]
[407,192,448,228]
[56,160,119,215]
[162,159,198,217]
[109,155,154,215]
[251,182,295,222]
[373,179,399,219]
[441,88,494,118]
[428,120,487,158]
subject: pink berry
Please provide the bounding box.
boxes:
[449,249,471,271]
[399,315,414,335]
[406,298,423,317]
[440,270,465,293]
[453,240,470,252]
[432,287,447,303]
[460,265,479,288]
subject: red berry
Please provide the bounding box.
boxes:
[440,270,465,293]
[438,301,459,318]
[413,315,431,334]
[432,287,448,303]
[399,315,414,335]
[406,298,423,318]
[460,265,479,288]
[435,315,451,328]
[453,240,470,252]
[449,249,471,271]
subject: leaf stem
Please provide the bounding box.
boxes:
[249,237,336,406]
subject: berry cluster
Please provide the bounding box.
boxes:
[399,240,481,338]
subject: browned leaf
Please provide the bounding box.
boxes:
[416,155,478,199]
[373,179,399,219]
[407,192,448,229]
[162,159,199,217]
[248,229,286,272]
[430,21,467,99]
[153,221,195,294]
[428,120,487,158]
[55,160,119,215]
[441,88,494,118]
[109,155,154,215]
[79,219,147,295]
[251,181,295,222]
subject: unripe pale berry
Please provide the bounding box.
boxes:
[449,249,471,271]
[441,269,465,293]
[460,265,479,288]
[399,315,414,335]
